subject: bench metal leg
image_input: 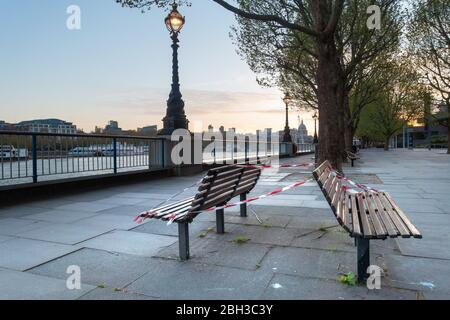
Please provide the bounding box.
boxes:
[356,237,370,282]
[216,208,225,234]
[351,159,355,167]
[178,222,190,261]
[240,194,247,217]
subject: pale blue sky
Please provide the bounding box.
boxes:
[0,0,314,133]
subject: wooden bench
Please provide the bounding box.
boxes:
[313,161,422,282]
[346,151,360,167]
[139,165,261,260]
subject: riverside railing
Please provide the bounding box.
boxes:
[0,131,166,186]
[201,137,313,164]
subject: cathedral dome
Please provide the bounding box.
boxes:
[298,119,308,136]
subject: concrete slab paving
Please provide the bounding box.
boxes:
[29,248,156,289]
[79,230,178,257]
[78,288,158,300]
[0,268,94,300]
[156,237,271,270]
[16,222,114,245]
[260,246,358,280]
[73,213,143,231]
[55,201,119,213]
[125,259,274,300]
[0,238,80,271]
[0,218,52,236]
[21,209,99,224]
[262,274,418,300]
[131,219,215,237]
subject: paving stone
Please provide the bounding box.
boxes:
[286,213,338,230]
[205,224,304,246]
[21,209,99,224]
[0,235,13,243]
[78,288,158,300]
[0,238,80,271]
[262,274,418,300]
[0,205,50,218]
[95,204,159,217]
[16,223,114,245]
[95,196,145,206]
[79,230,177,257]
[125,259,273,299]
[261,246,357,280]
[73,214,140,230]
[156,237,270,270]
[0,218,51,236]
[382,254,450,297]
[56,201,119,213]
[131,219,215,237]
[29,248,155,288]
[290,228,355,252]
[0,268,94,300]
[224,212,292,228]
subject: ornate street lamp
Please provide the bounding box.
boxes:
[312,111,318,144]
[158,3,189,135]
[282,93,292,142]
[312,111,319,164]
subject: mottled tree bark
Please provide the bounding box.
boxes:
[316,34,342,171]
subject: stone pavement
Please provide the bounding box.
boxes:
[0,149,448,299]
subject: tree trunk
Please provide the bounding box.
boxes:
[384,137,390,151]
[316,36,342,171]
[447,126,450,154]
[345,125,354,153]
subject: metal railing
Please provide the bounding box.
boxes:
[201,138,313,164]
[0,131,166,186]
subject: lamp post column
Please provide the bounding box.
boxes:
[282,95,292,143]
[158,4,189,136]
[313,112,319,165]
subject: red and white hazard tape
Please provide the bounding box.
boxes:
[134,176,315,225]
[330,170,383,194]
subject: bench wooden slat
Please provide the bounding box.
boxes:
[356,194,374,238]
[157,202,193,218]
[323,175,336,198]
[362,193,387,239]
[349,194,362,237]
[368,193,397,237]
[379,193,421,238]
[318,168,331,186]
[341,191,351,231]
[371,193,401,237]
[151,197,194,212]
[377,194,411,237]
[375,193,411,237]
[382,193,422,238]
[331,180,342,210]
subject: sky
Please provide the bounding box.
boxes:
[0,0,315,134]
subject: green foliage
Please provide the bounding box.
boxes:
[356,59,428,147]
[338,272,356,286]
[232,236,250,244]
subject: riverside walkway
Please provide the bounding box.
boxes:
[0,149,448,299]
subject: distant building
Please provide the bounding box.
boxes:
[15,119,77,134]
[138,125,158,136]
[103,121,123,135]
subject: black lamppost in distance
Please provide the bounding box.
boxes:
[158,3,189,136]
[282,93,293,143]
[312,111,318,144]
[312,111,319,164]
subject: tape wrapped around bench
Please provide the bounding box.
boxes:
[313,161,422,239]
[144,165,261,223]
